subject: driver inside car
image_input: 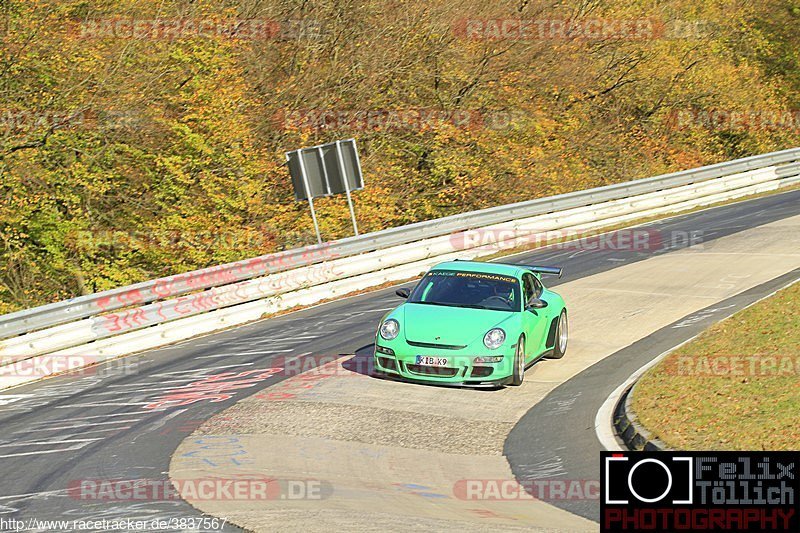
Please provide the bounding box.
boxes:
[481,282,514,307]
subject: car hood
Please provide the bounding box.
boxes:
[401,303,516,347]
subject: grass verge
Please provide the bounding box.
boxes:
[632,280,800,450]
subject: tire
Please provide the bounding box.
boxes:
[510,335,525,386]
[549,310,568,359]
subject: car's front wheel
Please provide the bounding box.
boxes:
[510,335,525,386]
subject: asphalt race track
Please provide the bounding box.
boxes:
[0,188,799,532]
[505,266,800,521]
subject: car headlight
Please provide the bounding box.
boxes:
[483,328,505,350]
[379,319,400,340]
[483,328,506,350]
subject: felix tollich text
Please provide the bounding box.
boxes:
[695,456,795,505]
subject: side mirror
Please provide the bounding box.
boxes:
[395,288,410,299]
[526,298,548,310]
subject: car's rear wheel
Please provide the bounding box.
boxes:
[549,310,568,359]
[510,335,525,386]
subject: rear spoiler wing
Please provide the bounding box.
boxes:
[524,265,563,278]
[455,259,563,278]
[495,264,563,278]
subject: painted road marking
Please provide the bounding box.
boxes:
[0,489,67,500]
[54,402,152,408]
[81,386,208,396]
[230,350,294,355]
[0,395,33,406]
[46,427,133,438]
[151,364,255,376]
[14,419,141,432]
[0,438,104,459]
[140,408,187,433]
[106,378,213,387]
[671,303,737,328]
[32,412,143,422]
[0,438,103,447]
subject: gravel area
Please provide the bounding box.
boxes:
[198,399,515,455]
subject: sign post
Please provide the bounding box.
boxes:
[285,138,364,242]
[335,140,359,236]
[290,151,323,244]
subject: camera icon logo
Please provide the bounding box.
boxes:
[604,455,693,505]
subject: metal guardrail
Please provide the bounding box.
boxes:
[2,147,800,340]
[775,161,800,178]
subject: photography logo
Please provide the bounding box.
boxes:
[601,451,798,531]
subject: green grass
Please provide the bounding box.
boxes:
[633,280,800,450]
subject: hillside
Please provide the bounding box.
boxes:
[1,0,799,312]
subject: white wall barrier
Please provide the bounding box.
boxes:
[0,151,798,390]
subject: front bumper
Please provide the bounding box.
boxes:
[373,337,516,387]
[372,368,512,388]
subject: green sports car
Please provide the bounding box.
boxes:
[373,260,568,387]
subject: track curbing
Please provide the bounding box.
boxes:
[613,385,668,451]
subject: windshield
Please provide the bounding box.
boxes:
[408,270,521,311]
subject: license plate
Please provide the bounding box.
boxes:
[415,356,448,367]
